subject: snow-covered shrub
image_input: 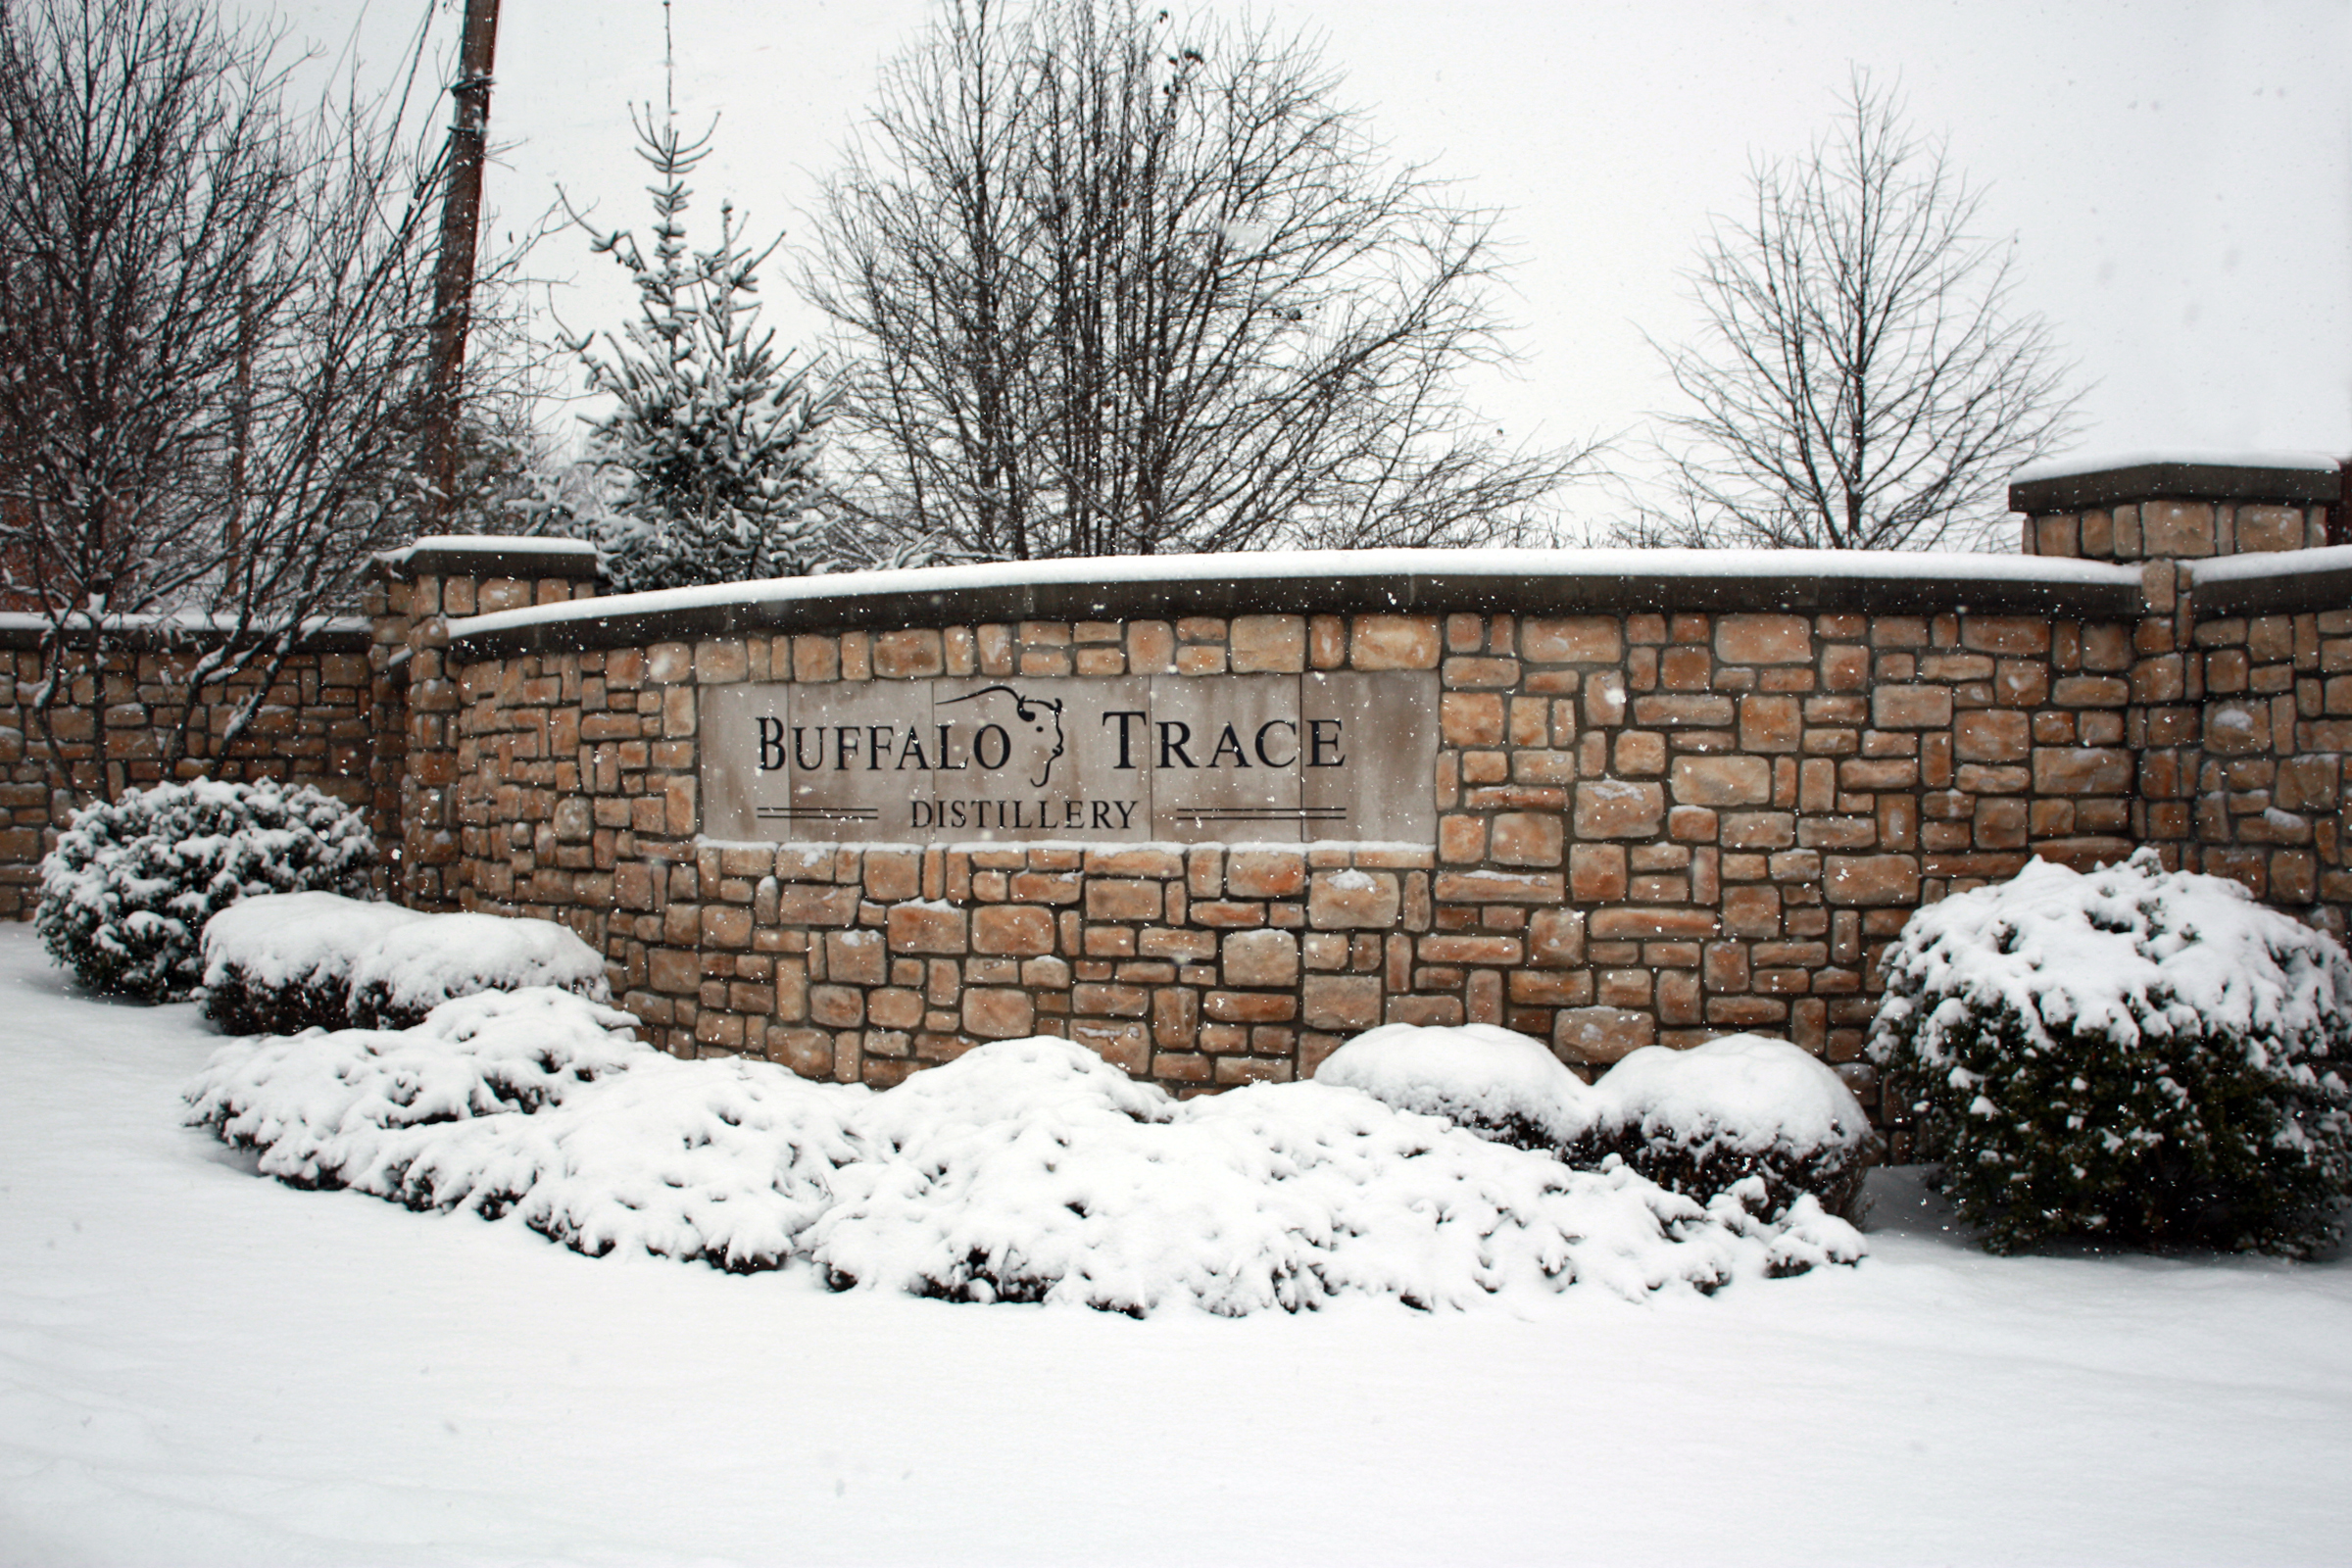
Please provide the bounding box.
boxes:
[1587,1036,1877,1223]
[1870,850,2352,1255]
[38,779,373,1002]
[1314,1021,1600,1152]
[1315,1022,1873,1220]
[184,987,860,1272]
[201,892,427,1035]
[346,912,611,1028]
[187,1026,1864,1307]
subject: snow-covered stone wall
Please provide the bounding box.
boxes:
[380,456,2345,1122]
[0,621,374,917]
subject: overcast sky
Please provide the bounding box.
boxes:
[276,0,2352,525]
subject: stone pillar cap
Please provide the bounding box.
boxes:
[2010,453,2342,514]
[374,534,602,581]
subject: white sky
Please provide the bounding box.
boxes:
[274,0,2352,522]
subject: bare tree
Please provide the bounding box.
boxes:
[0,0,506,792]
[1636,72,2081,551]
[804,0,1586,562]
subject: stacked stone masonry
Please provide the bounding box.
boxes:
[0,627,374,916]
[419,456,2350,1128]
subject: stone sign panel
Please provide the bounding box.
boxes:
[701,672,1437,845]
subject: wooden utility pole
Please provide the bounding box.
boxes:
[423,0,503,533]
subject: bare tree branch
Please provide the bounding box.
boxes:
[1633,71,2082,552]
[802,0,1592,561]
[0,0,533,795]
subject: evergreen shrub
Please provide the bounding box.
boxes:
[37,779,373,1003]
[1869,851,2352,1255]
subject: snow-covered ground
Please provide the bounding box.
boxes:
[3,924,2348,1566]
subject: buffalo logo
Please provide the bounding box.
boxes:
[939,684,1065,787]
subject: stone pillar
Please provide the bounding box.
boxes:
[2011,458,2345,920]
[370,537,600,908]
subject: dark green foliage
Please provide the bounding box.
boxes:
[1870,855,2352,1256]
[36,779,373,1002]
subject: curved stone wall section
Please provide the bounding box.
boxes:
[441,587,2174,1112]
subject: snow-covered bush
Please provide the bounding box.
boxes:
[201,892,427,1035]
[1870,850,2352,1255]
[1314,1022,1873,1220]
[187,1022,1863,1307]
[38,779,373,1002]
[1588,1036,1876,1223]
[346,912,611,1029]
[1314,1021,1600,1152]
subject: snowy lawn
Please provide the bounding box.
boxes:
[2,927,2349,1565]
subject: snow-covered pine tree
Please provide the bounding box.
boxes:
[564,104,839,592]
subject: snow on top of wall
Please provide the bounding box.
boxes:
[2189,543,2352,585]
[450,547,2142,642]
[2012,451,2345,483]
[377,534,602,567]
[0,610,369,636]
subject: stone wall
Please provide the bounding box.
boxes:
[416,455,2347,1124]
[0,621,375,917]
[438,596,2157,1119]
[2012,459,2352,920]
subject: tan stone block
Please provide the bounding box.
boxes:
[1302,975,1383,1031]
[1873,685,1953,730]
[1823,854,1920,906]
[973,904,1056,956]
[1574,780,1665,839]
[2236,505,2307,554]
[1973,797,2029,850]
[964,987,1036,1039]
[1489,810,1564,866]
[1585,670,1626,726]
[1309,615,1348,669]
[1442,692,1506,746]
[1955,710,2031,762]
[1125,620,1176,673]
[695,639,749,684]
[868,987,925,1030]
[1230,615,1307,672]
[1223,928,1300,987]
[1528,906,1586,966]
[1073,982,1150,1016]
[1431,870,1562,903]
[1589,906,1720,939]
[1670,755,1770,807]
[872,629,945,678]
[887,903,968,954]
[1308,868,1401,928]
[1350,614,1442,670]
[775,884,860,926]
[825,928,889,985]
[1554,1006,1656,1065]
[1084,847,1185,878]
[1085,879,1162,921]
[1439,812,1488,863]
[1715,614,1812,664]
[1225,849,1306,899]
[2033,747,2134,795]
[1417,934,1522,965]
[2200,703,2272,757]
[1739,694,1802,752]
[2276,756,2339,812]
[2141,501,2216,558]
[1204,990,1298,1023]
[1522,616,1623,663]
[1570,844,1627,901]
